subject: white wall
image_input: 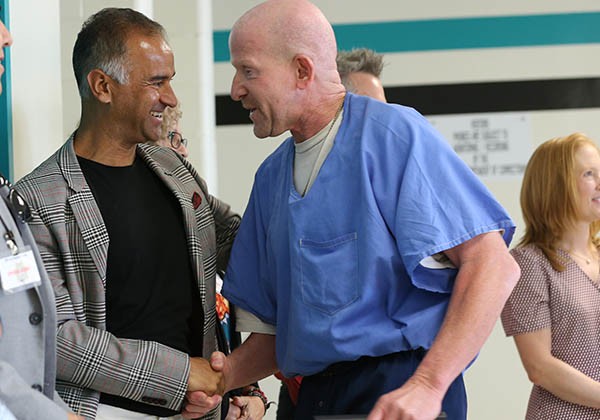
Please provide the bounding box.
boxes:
[9,0,63,179]
[9,1,600,419]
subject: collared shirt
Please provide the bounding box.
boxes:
[223,93,515,376]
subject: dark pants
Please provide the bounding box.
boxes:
[276,382,297,420]
[294,350,467,419]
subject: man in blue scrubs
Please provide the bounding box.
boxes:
[191,1,520,419]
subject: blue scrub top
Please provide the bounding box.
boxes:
[223,93,515,377]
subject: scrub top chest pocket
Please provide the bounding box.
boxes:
[299,232,359,315]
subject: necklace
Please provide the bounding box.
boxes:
[301,97,345,196]
[324,97,345,140]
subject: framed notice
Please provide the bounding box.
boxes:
[428,112,532,180]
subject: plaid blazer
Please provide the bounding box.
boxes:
[15,137,240,419]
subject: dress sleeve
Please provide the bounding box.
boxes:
[501,246,551,336]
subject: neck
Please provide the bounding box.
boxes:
[557,225,594,255]
[291,93,345,143]
[74,124,138,167]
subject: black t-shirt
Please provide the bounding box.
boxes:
[79,155,203,416]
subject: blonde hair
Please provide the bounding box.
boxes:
[519,132,600,270]
[160,103,182,142]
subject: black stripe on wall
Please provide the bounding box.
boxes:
[216,77,600,126]
[216,95,249,126]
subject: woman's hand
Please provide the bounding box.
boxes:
[225,395,266,420]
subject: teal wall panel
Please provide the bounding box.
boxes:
[0,0,12,181]
[214,12,600,63]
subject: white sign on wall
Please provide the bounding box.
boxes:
[428,112,532,179]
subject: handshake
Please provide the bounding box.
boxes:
[182,351,231,419]
[188,352,229,395]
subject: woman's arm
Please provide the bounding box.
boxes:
[514,328,600,409]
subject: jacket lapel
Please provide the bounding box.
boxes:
[137,146,217,356]
[59,137,109,286]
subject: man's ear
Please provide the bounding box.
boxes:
[294,54,314,89]
[87,69,113,104]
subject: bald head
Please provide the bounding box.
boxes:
[229,0,346,141]
[232,0,339,82]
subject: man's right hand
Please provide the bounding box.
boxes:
[67,413,84,420]
[366,374,445,420]
[188,357,225,395]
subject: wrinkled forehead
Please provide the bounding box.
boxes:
[230,23,277,63]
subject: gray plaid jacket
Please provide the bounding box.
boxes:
[15,136,240,419]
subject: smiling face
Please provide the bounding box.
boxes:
[574,143,600,224]
[109,33,177,144]
[229,26,298,139]
[0,20,13,95]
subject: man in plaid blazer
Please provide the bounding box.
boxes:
[15,8,238,419]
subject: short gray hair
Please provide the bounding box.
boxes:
[72,7,167,99]
[336,48,384,89]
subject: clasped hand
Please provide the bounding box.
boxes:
[187,356,226,395]
[182,353,228,419]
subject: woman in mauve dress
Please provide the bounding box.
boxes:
[502,132,600,419]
